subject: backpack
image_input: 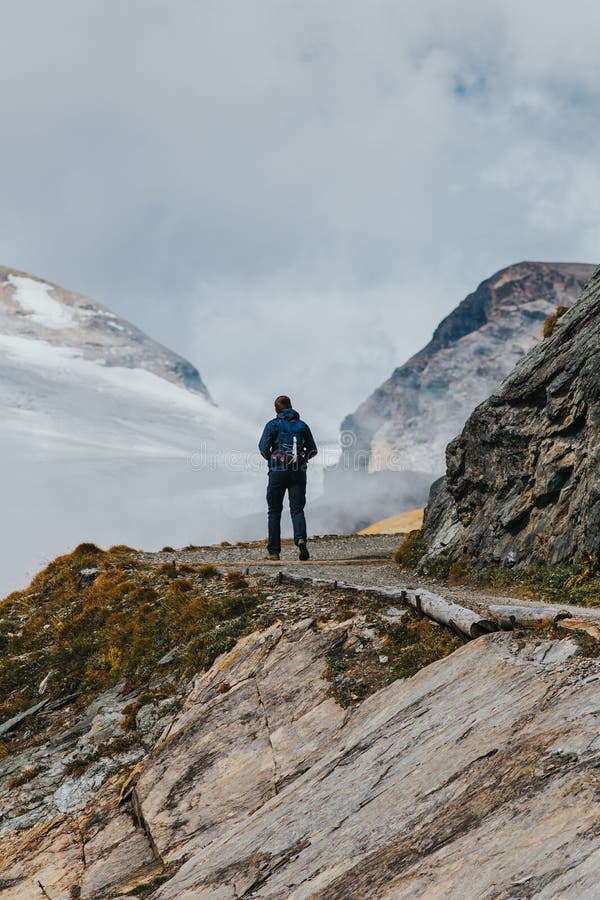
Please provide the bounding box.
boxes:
[272,417,308,468]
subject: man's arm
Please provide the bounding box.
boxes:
[304,424,318,460]
[259,421,275,460]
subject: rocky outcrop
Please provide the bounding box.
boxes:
[423,266,600,568]
[342,261,594,475]
[3,615,600,898]
[0,618,350,898]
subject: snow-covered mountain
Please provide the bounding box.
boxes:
[0,266,211,396]
[0,268,267,595]
[0,266,219,456]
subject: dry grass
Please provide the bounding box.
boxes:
[542,304,569,338]
[0,544,268,734]
[359,508,424,536]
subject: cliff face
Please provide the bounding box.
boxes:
[423,266,600,568]
[342,261,595,475]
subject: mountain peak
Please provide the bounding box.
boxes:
[341,260,595,476]
[0,266,211,400]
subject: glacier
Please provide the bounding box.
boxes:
[0,269,270,595]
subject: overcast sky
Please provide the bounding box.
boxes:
[1,0,599,435]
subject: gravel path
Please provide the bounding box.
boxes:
[139,533,600,623]
[139,533,400,565]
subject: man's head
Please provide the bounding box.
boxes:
[274,395,292,413]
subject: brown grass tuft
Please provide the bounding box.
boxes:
[394,529,427,568]
[542,304,569,338]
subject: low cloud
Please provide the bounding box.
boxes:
[1,0,599,435]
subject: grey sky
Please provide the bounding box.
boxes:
[1,0,599,434]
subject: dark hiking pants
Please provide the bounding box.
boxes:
[266,469,307,556]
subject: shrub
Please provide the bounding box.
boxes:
[0,546,262,728]
[394,530,427,568]
[167,579,195,596]
[542,305,569,338]
[196,564,220,579]
[225,571,249,590]
[421,553,600,608]
[419,552,452,580]
[448,560,474,583]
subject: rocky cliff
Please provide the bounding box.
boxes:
[423,265,600,568]
[342,261,594,475]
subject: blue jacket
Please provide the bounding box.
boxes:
[259,408,318,470]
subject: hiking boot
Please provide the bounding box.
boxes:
[264,553,280,561]
[298,540,310,561]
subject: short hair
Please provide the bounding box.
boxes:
[274,395,292,412]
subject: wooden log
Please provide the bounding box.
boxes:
[278,574,494,640]
[488,605,573,630]
[407,589,497,639]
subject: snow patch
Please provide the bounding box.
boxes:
[0,332,212,410]
[8,275,76,330]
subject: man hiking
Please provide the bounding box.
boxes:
[259,395,318,561]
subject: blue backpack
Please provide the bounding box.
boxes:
[272,417,308,468]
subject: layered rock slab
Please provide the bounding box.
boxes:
[135,619,349,863]
[3,617,600,898]
[150,631,600,899]
[0,618,348,899]
[0,774,159,899]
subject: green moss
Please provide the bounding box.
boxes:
[428,555,600,608]
[326,609,465,708]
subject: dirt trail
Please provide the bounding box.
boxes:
[140,533,600,623]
